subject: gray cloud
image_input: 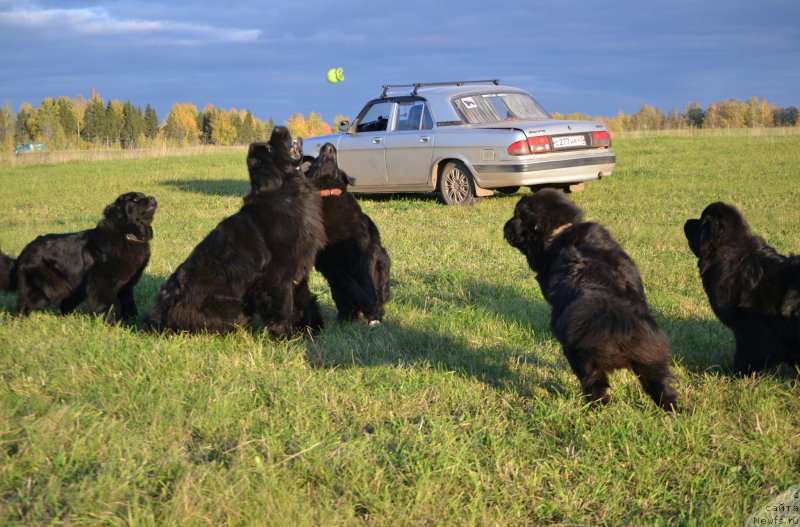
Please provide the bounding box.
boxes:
[0,2,259,43]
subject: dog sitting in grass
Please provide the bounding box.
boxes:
[504,189,678,411]
[684,201,800,374]
[304,143,391,325]
[144,127,325,336]
[0,192,157,323]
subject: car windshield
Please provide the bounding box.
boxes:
[453,92,550,123]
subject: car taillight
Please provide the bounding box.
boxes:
[592,130,611,147]
[508,136,552,156]
[528,135,551,153]
[507,139,531,156]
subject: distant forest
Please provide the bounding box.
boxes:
[0,95,338,152]
[552,97,798,133]
[1,94,797,152]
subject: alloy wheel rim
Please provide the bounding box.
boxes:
[444,168,469,203]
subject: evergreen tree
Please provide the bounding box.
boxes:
[106,100,124,146]
[57,97,79,141]
[240,111,257,144]
[121,101,145,148]
[144,104,159,139]
[785,106,799,126]
[685,103,705,128]
[262,117,275,141]
[83,97,107,143]
[199,104,215,144]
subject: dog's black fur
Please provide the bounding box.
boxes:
[0,192,157,322]
[684,202,800,374]
[305,143,391,323]
[504,189,678,410]
[144,127,326,336]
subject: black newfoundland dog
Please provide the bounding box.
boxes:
[305,143,391,324]
[684,202,800,374]
[0,192,157,322]
[144,127,326,336]
[504,190,678,411]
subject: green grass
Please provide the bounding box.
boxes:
[1,135,799,525]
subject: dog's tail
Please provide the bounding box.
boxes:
[0,248,17,291]
[557,295,660,349]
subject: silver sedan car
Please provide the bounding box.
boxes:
[303,80,616,205]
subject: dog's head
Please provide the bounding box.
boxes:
[304,143,354,192]
[247,126,297,194]
[503,189,584,270]
[684,202,750,260]
[100,192,158,241]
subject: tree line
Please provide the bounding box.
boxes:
[2,94,798,152]
[0,94,337,152]
[552,97,799,132]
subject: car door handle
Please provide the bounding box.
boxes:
[419,136,430,143]
[372,137,383,144]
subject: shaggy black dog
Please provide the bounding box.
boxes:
[144,127,326,336]
[0,192,157,322]
[504,189,678,410]
[305,143,391,324]
[684,202,800,374]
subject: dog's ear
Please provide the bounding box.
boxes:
[247,142,283,194]
[684,219,702,257]
[97,197,125,232]
[338,169,356,186]
[698,215,723,254]
[104,197,125,221]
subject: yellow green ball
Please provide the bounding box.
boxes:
[326,67,344,84]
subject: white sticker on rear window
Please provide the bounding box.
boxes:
[461,97,477,109]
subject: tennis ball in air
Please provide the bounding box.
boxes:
[326,67,345,84]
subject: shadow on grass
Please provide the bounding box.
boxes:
[0,290,14,314]
[384,273,748,377]
[161,179,248,197]
[303,272,570,400]
[304,320,571,401]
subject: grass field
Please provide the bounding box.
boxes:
[1,135,798,526]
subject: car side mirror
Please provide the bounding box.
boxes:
[338,120,351,133]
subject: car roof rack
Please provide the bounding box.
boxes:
[381,79,500,98]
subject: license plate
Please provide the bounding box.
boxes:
[552,135,586,149]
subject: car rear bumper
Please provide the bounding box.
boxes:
[471,153,616,188]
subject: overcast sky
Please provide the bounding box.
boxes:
[1,0,798,125]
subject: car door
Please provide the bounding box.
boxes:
[384,99,435,187]
[337,100,394,187]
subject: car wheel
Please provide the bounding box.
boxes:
[440,161,479,205]
[496,186,520,195]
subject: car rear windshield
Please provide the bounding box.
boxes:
[453,92,550,124]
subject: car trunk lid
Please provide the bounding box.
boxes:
[476,119,611,155]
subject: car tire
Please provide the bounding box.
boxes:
[496,186,520,195]
[439,161,479,205]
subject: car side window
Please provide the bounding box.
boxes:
[395,101,434,131]
[356,101,393,133]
